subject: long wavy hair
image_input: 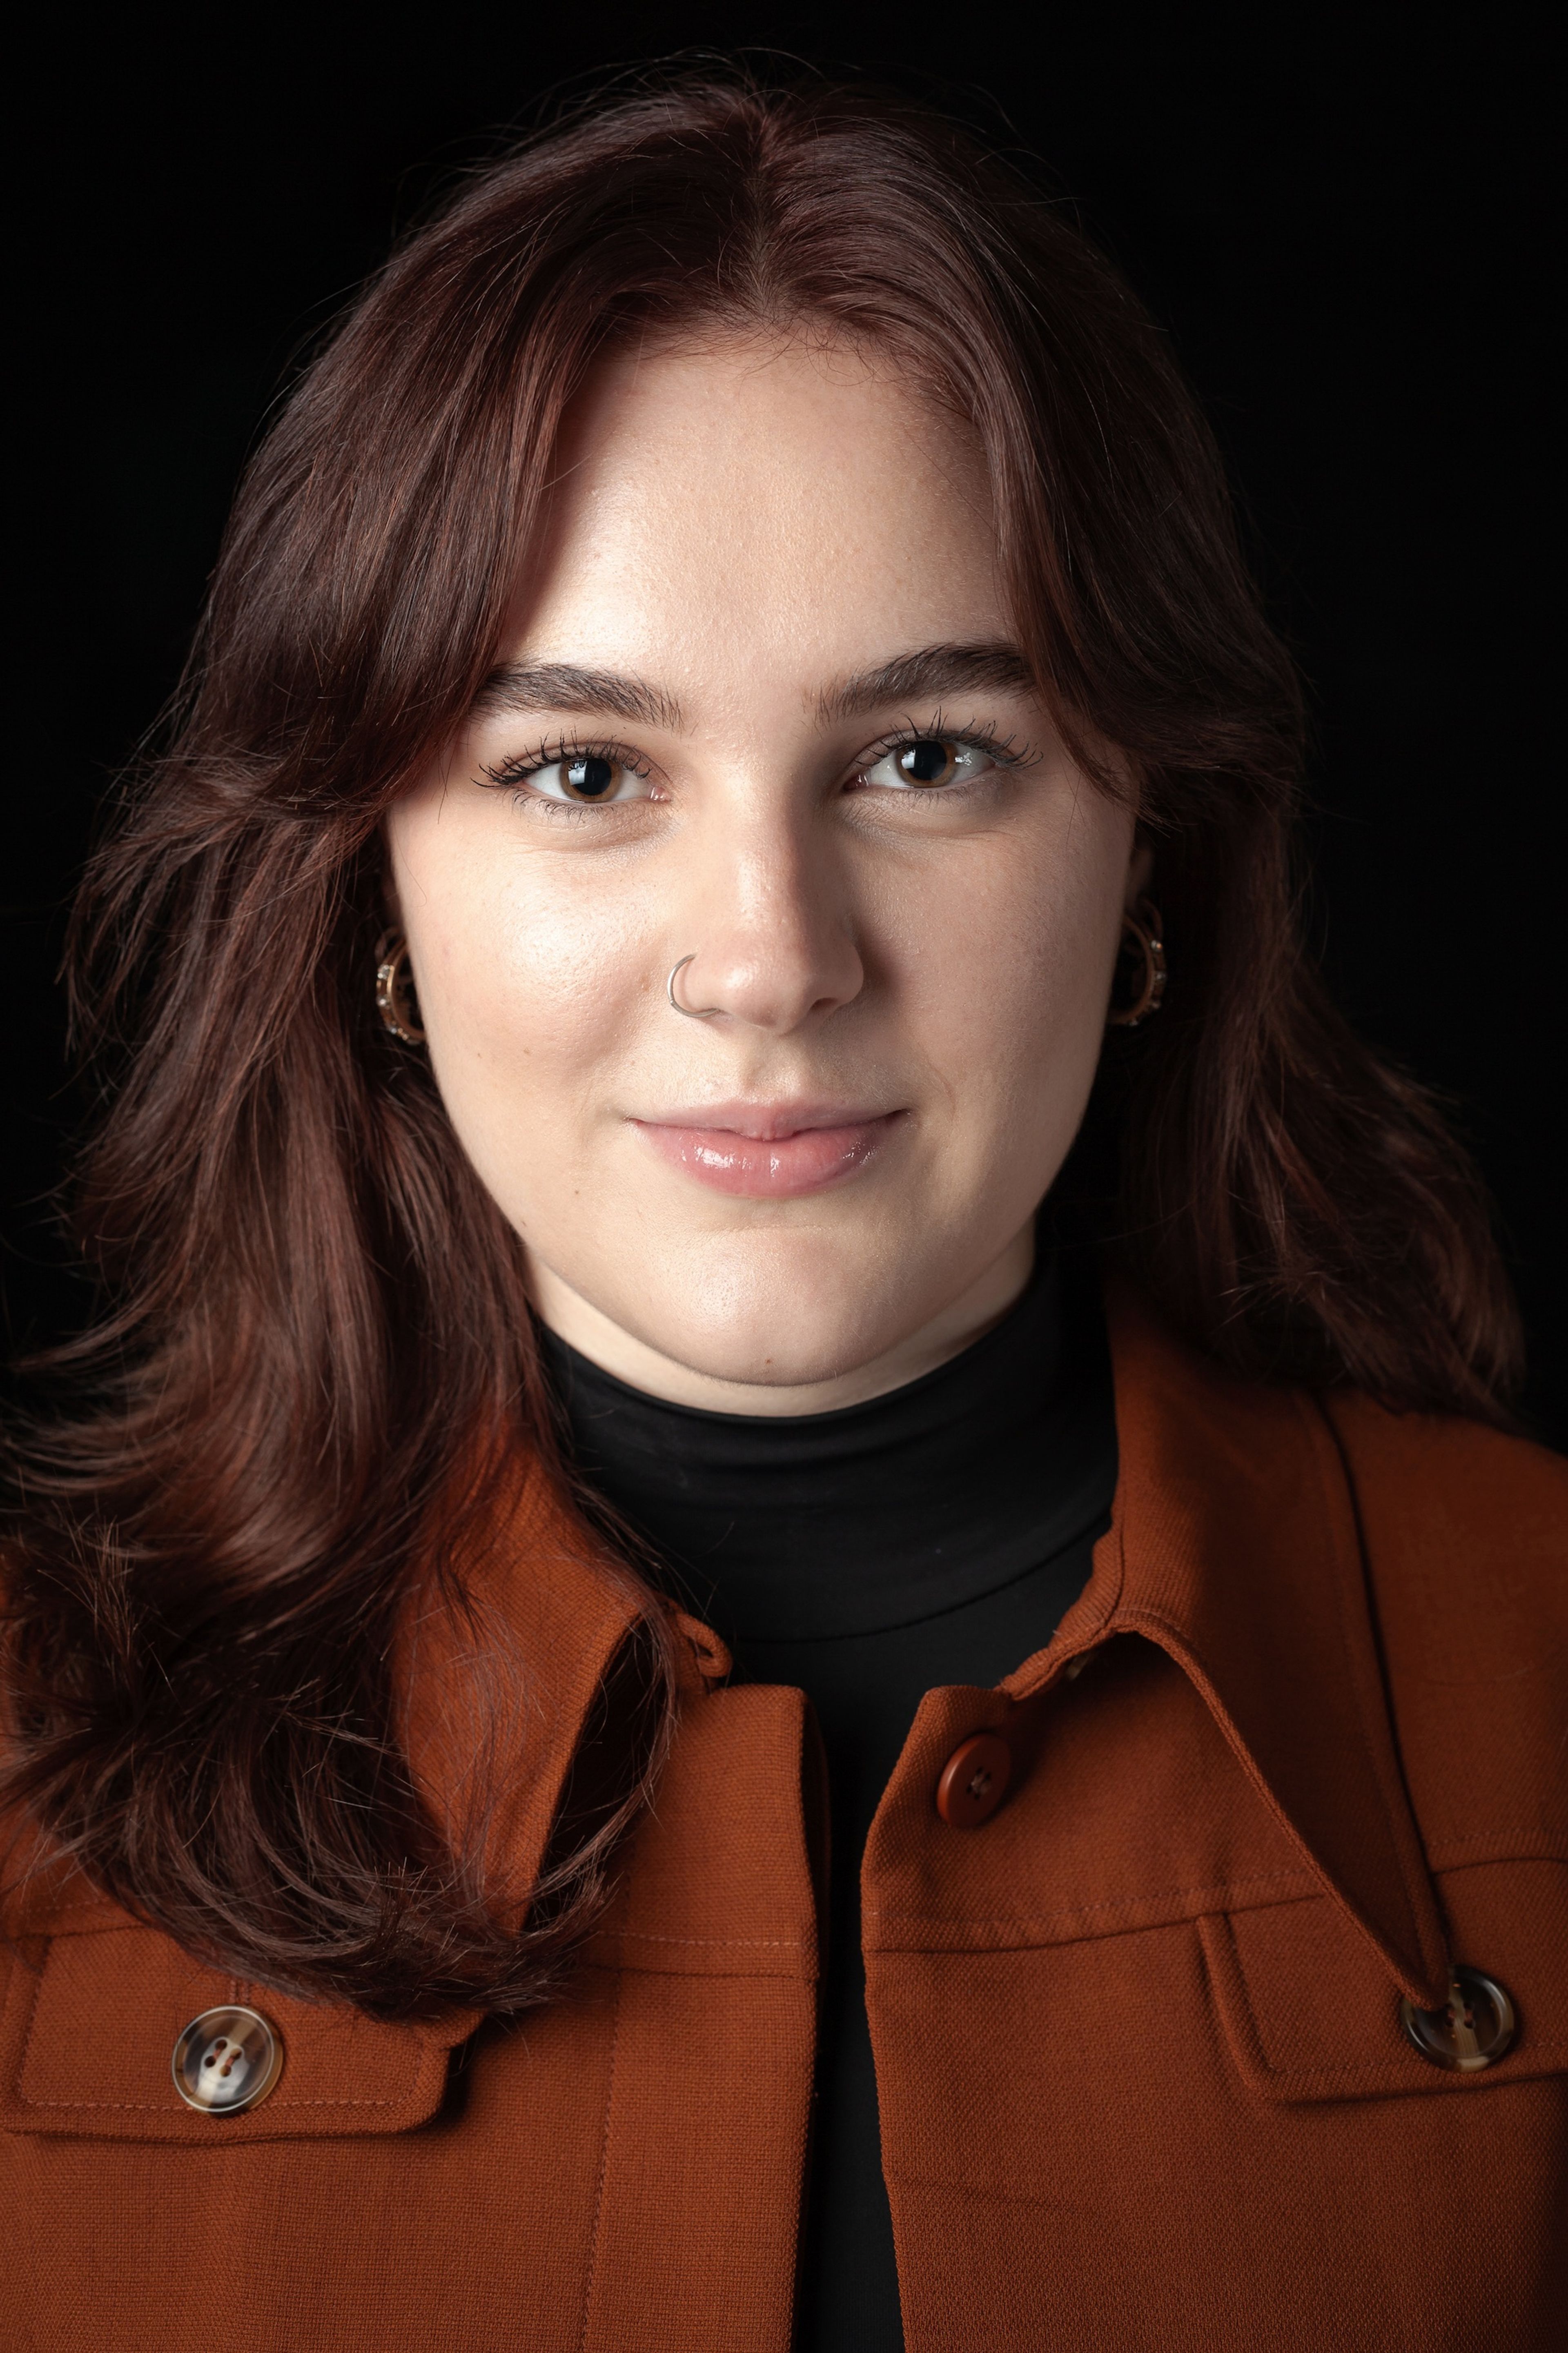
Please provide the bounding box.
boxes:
[1,69,1521,2018]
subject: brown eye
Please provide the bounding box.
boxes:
[860,735,1002,793]
[562,754,621,800]
[897,737,960,786]
[523,751,649,805]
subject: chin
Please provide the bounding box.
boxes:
[636,1236,918,1391]
[656,1298,893,1391]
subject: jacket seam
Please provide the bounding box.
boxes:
[864,1869,1320,1932]
[1310,1391,1450,1977]
[1426,1834,1567,1859]
[9,2092,417,2113]
[602,1930,804,1950]
[576,1970,622,2353]
[8,1948,48,2104]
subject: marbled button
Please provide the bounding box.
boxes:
[935,1731,1012,1828]
[172,2005,284,2114]
[1399,1966,1517,2072]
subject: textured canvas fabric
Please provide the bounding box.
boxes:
[3,1289,1565,2350]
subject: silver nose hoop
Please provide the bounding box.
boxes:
[667,954,724,1020]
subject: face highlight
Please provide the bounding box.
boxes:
[388,336,1144,1411]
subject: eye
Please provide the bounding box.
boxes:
[526,751,648,804]
[858,735,1002,791]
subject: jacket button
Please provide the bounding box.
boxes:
[1399,1967,1517,2072]
[172,2005,285,2115]
[935,1732,1012,1828]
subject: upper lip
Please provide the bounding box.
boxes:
[632,1101,900,1140]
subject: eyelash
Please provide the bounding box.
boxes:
[853,714,1027,786]
[476,717,1027,816]
[478,736,656,821]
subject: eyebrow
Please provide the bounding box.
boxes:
[469,662,684,730]
[468,639,1034,736]
[817,641,1034,722]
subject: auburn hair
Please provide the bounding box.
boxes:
[2,69,1521,2017]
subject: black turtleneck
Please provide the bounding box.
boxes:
[539,1244,1117,2353]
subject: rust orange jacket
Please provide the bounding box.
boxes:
[4,1292,1566,2351]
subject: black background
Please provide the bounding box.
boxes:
[10,5,1562,1443]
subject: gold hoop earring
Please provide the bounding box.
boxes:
[1106,898,1167,1028]
[375,929,426,1044]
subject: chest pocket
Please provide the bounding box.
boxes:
[1198,1856,1568,2102]
[0,1921,474,2144]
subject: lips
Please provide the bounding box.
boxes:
[631,1105,904,1199]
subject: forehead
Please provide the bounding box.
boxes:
[505,334,1008,699]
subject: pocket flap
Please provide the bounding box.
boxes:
[0,1924,476,2143]
[1199,1859,1568,2104]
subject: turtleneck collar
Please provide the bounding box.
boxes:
[537,1243,1117,1648]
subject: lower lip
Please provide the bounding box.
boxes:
[633,1114,902,1198]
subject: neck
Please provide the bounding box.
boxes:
[537,1240,1116,1645]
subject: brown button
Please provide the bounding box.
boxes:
[935,1732,1012,1828]
[1399,1966,1517,2073]
[172,2005,284,2115]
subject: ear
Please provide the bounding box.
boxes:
[1125,833,1155,908]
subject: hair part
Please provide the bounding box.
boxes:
[2,66,1522,2017]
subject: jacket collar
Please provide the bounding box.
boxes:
[1021,1283,1449,2006]
[468,1287,1449,2006]
[396,1449,654,1917]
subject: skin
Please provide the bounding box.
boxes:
[388,334,1147,1414]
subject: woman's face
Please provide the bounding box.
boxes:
[389,336,1143,1411]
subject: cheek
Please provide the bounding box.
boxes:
[895,816,1126,1139]
[388,807,647,1153]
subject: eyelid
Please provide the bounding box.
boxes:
[477,735,657,795]
[850,719,1026,786]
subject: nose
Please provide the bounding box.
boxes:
[675,804,865,1035]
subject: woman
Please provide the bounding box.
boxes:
[2,71,1562,2353]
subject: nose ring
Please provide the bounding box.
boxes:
[667,954,724,1020]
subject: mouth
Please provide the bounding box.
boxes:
[629,1102,907,1199]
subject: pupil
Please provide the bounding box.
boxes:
[569,755,616,799]
[900,737,953,785]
